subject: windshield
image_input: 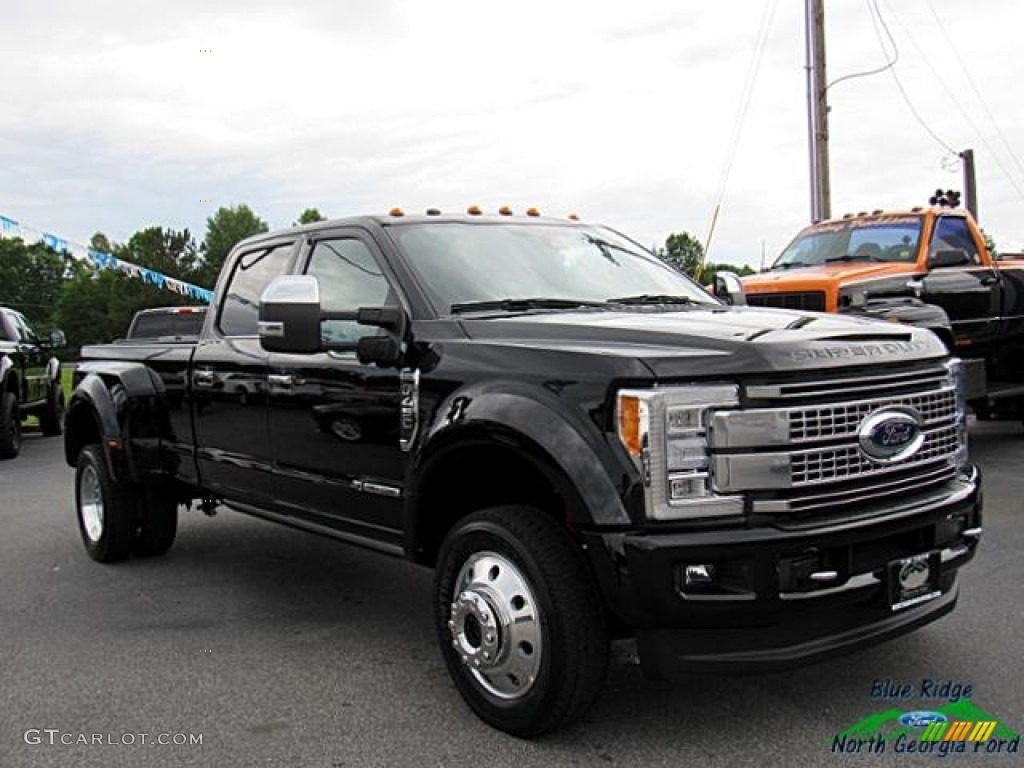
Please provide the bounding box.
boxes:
[387,221,716,314]
[772,216,923,270]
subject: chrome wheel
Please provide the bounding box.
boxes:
[79,464,104,543]
[448,550,542,700]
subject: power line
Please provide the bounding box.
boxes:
[921,0,1024,198]
[878,0,1024,203]
[827,0,898,92]
[867,0,958,156]
[702,0,779,267]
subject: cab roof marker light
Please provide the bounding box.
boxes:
[872,209,883,215]
[526,207,541,217]
[389,207,405,217]
[498,205,513,216]
[467,205,482,215]
[568,213,580,221]
[425,208,442,216]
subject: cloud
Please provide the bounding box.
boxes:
[2,0,1023,263]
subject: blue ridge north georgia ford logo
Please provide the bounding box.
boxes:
[857,408,925,463]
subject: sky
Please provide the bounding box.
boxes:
[2,0,1023,274]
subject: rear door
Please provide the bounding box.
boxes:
[267,230,407,547]
[191,242,295,506]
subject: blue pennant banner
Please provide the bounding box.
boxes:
[1,212,215,304]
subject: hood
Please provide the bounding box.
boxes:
[458,305,947,379]
[743,261,916,289]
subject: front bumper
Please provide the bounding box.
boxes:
[584,465,982,677]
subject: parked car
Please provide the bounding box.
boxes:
[0,307,65,458]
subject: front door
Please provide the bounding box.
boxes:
[268,232,407,547]
[920,216,1000,352]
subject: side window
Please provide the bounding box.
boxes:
[931,218,981,266]
[305,238,393,344]
[219,244,293,336]
[0,313,11,341]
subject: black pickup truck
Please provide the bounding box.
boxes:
[66,212,982,736]
[0,306,65,458]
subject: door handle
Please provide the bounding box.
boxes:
[268,374,294,387]
[194,370,215,386]
[979,274,999,286]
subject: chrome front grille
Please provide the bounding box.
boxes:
[791,425,960,486]
[711,363,964,516]
[790,389,956,443]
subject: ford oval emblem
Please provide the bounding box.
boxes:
[858,408,925,463]
[899,711,948,728]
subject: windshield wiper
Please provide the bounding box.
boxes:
[826,253,885,263]
[449,297,609,314]
[770,260,815,271]
[608,294,702,306]
[583,234,652,264]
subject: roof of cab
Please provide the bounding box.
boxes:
[233,212,587,250]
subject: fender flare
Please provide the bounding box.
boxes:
[63,363,166,479]
[406,381,631,536]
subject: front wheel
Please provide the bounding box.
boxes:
[75,444,139,562]
[434,506,609,737]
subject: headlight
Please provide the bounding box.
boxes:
[944,358,969,466]
[617,385,742,520]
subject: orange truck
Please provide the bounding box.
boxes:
[739,205,1024,421]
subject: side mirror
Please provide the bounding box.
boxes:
[258,275,324,354]
[50,329,66,348]
[929,249,971,269]
[714,271,747,306]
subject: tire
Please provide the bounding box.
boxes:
[134,490,178,557]
[38,380,65,436]
[434,506,609,737]
[75,444,139,562]
[0,391,21,459]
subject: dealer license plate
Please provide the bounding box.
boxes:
[888,552,941,611]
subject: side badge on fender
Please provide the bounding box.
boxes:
[399,368,420,452]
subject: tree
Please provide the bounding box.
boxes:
[55,264,123,350]
[120,226,201,281]
[55,226,202,351]
[658,232,705,279]
[0,238,67,328]
[295,207,326,225]
[197,205,269,286]
[90,232,113,254]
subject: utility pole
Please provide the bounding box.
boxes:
[805,0,831,222]
[960,148,978,221]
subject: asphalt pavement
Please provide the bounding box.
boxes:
[1,421,1022,767]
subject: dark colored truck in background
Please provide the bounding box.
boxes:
[66,211,982,735]
[741,205,1024,421]
[0,306,64,459]
[124,305,207,341]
